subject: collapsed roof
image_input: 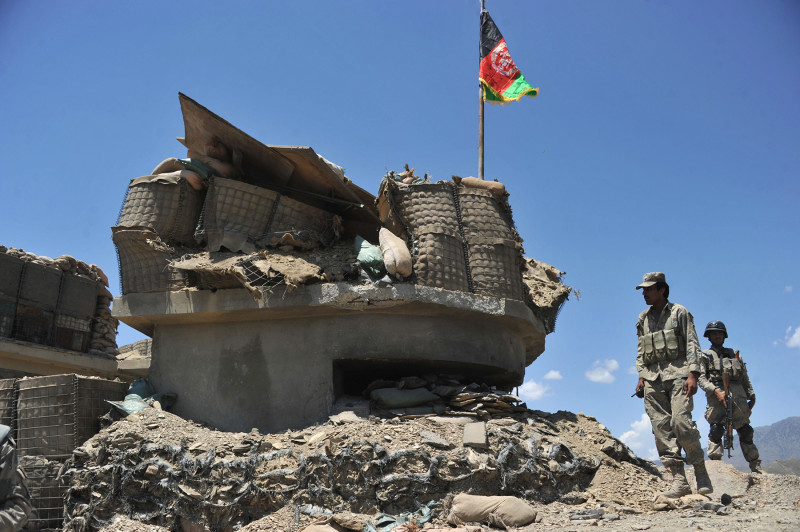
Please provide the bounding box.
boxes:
[178,93,380,240]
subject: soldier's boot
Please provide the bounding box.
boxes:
[662,462,691,498]
[693,461,713,495]
[749,460,765,474]
[707,439,723,460]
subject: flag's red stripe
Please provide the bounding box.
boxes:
[479,38,520,95]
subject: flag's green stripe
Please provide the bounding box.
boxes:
[483,75,538,103]
[501,74,538,100]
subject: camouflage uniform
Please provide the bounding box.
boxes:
[0,425,31,532]
[698,346,759,462]
[636,302,705,466]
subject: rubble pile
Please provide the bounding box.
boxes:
[61,395,659,531]
[0,246,118,358]
[521,258,572,333]
[168,242,360,297]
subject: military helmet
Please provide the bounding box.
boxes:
[704,320,728,338]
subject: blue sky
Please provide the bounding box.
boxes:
[2,1,798,459]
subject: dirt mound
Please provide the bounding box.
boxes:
[61,406,659,531]
[58,400,800,532]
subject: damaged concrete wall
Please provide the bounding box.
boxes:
[146,287,533,433]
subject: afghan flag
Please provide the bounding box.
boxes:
[479,10,538,104]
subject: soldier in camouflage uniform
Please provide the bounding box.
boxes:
[0,424,31,532]
[633,272,713,497]
[698,321,764,473]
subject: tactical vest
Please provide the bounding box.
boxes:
[703,348,744,384]
[637,310,685,365]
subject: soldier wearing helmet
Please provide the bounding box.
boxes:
[697,320,763,473]
[633,272,713,497]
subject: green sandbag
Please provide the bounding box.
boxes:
[355,235,385,277]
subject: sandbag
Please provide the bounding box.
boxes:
[448,493,537,527]
[379,227,412,277]
[370,387,439,408]
[459,176,506,195]
[355,236,385,277]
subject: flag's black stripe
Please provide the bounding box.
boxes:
[480,10,504,60]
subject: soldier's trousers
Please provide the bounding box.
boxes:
[644,376,704,466]
[704,385,759,462]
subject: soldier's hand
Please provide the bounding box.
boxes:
[748,398,756,410]
[684,372,699,397]
[634,378,645,398]
[715,389,727,405]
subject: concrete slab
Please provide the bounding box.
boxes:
[463,421,488,449]
[0,338,119,379]
[430,416,475,426]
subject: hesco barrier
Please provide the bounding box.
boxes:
[112,227,187,295]
[196,176,336,253]
[0,375,127,531]
[378,179,525,301]
[117,174,205,247]
[20,455,65,531]
[15,375,127,458]
[0,253,99,353]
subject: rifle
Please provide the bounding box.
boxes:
[722,371,734,457]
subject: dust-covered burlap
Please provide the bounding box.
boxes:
[377,179,525,300]
[112,227,186,294]
[196,177,335,253]
[117,174,204,247]
[448,493,537,527]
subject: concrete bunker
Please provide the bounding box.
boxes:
[112,93,571,433]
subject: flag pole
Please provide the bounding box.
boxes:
[478,0,485,180]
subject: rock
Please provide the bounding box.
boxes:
[695,501,724,512]
[419,430,451,449]
[329,411,362,424]
[570,508,605,520]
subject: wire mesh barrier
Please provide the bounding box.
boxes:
[20,456,67,531]
[0,253,100,354]
[198,177,336,254]
[112,227,188,295]
[234,256,286,290]
[377,179,526,301]
[0,378,14,428]
[117,174,205,247]
[0,375,127,530]
[16,375,128,458]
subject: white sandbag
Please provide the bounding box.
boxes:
[448,493,537,527]
[379,227,412,277]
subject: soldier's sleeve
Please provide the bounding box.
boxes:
[0,440,32,532]
[635,317,645,376]
[697,351,716,394]
[682,308,702,374]
[740,358,756,401]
